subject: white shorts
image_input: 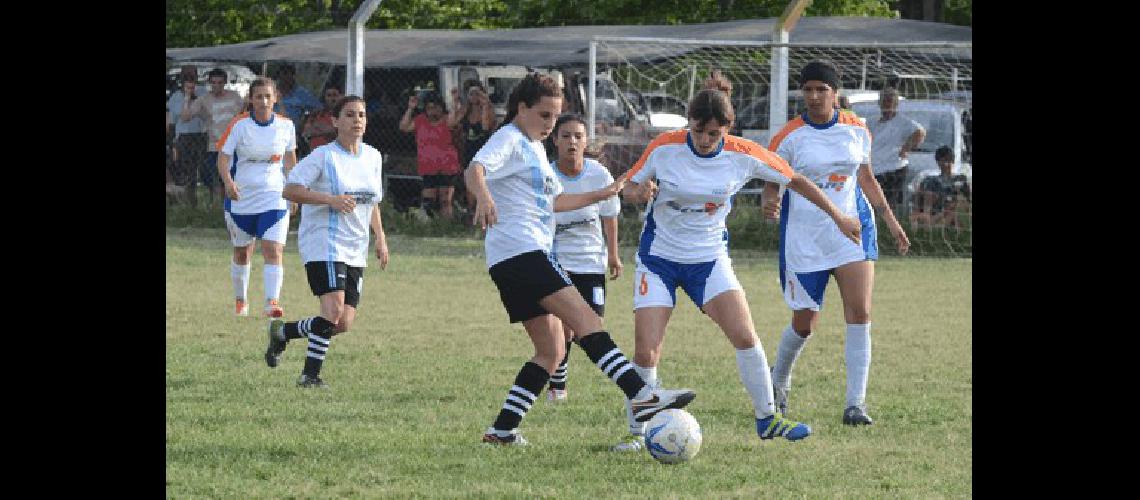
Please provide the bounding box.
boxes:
[633,253,742,310]
[224,209,290,247]
[780,267,831,312]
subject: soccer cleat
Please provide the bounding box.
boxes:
[296,374,328,388]
[265,319,287,368]
[611,434,645,452]
[235,298,249,316]
[547,388,568,403]
[265,299,284,318]
[481,428,528,446]
[756,413,812,441]
[842,405,874,426]
[773,386,789,416]
[631,387,696,423]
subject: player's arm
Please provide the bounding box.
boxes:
[602,216,622,280]
[447,88,465,128]
[466,161,496,229]
[856,164,910,254]
[371,204,389,270]
[217,152,239,201]
[283,183,357,213]
[554,175,627,212]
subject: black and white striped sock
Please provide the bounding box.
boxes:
[301,317,336,377]
[491,362,549,436]
[548,341,572,390]
[577,331,646,400]
[283,317,317,340]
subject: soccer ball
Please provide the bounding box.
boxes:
[645,409,702,464]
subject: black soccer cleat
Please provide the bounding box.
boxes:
[296,374,329,388]
[842,405,874,426]
[265,319,287,368]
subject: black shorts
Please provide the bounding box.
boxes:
[304,261,365,307]
[488,250,573,323]
[422,174,457,189]
[566,271,606,317]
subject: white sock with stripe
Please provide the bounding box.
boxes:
[845,323,872,408]
[231,263,250,301]
[264,264,283,302]
[624,364,655,436]
[772,324,809,392]
[736,344,776,419]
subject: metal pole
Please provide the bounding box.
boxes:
[769,30,789,147]
[951,67,958,92]
[861,53,868,90]
[688,65,697,101]
[589,40,597,142]
[347,0,384,97]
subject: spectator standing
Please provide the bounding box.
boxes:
[302,84,343,150]
[451,81,496,215]
[274,64,322,157]
[400,91,461,219]
[187,68,245,207]
[168,69,207,205]
[866,87,925,210]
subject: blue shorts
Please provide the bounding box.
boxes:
[779,268,832,311]
[633,253,742,310]
[224,209,290,246]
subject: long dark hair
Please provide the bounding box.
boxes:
[499,72,563,131]
[246,77,278,114]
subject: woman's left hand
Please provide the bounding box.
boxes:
[608,254,624,280]
[602,175,628,199]
[376,239,389,270]
[890,221,910,255]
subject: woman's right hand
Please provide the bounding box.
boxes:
[473,197,497,229]
[407,95,418,110]
[328,194,357,214]
[224,181,240,201]
[835,215,862,245]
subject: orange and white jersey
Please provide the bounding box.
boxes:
[769,112,877,273]
[629,130,793,264]
[218,112,296,214]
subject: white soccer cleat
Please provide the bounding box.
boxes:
[631,387,696,423]
[547,388,568,403]
[611,434,645,452]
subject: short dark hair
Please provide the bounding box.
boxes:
[421,91,447,112]
[207,68,227,81]
[935,145,954,161]
[332,95,366,117]
[553,113,587,137]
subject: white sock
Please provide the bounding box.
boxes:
[736,345,775,419]
[264,264,284,302]
[845,323,872,408]
[772,324,809,392]
[231,263,250,301]
[625,364,655,435]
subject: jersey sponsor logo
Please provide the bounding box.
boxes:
[817,173,850,192]
[665,200,725,215]
[555,217,596,233]
[343,190,377,205]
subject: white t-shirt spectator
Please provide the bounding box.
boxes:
[867,114,923,175]
[166,91,205,137]
[552,158,620,274]
[287,141,384,267]
[472,123,563,268]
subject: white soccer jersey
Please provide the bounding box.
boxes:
[770,112,876,273]
[629,130,794,264]
[218,112,297,214]
[552,158,620,274]
[472,123,563,268]
[287,141,384,268]
[867,114,923,175]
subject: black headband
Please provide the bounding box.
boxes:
[800,62,839,90]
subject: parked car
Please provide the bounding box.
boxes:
[850,99,972,212]
[623,89,687,132]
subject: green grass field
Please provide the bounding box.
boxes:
[166,227,971,498]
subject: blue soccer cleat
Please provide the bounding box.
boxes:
[756,413,811,441]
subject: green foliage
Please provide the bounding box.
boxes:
[166,0,937,48]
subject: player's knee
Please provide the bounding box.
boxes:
[845,308,871,324]
[727,329,758,349]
